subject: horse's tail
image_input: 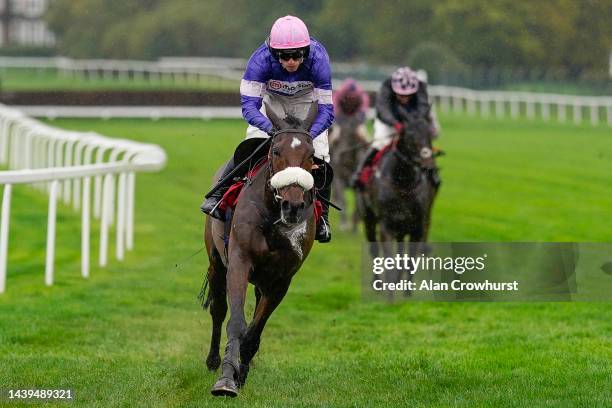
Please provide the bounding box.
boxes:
[197,270,211,310]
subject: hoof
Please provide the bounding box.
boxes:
[206,354,221,371]
[210,377,238,397]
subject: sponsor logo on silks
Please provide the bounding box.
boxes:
[269,80,282,90]
[267,80,313,95]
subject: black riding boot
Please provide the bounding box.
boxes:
[200,157,237,220]
[315,183,332,243]
[351,147,379,189]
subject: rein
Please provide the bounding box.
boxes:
[271,129,312,138]
[393,148,419,167]
[392,132,429,168]
[267,162,316,227]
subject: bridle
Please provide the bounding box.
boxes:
[266,129,316,207]
[381,128,432,192]
[393,125,432,169]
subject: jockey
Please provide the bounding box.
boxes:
[351,66,441,190]
[201,15,335,243]
[329,78,370,143]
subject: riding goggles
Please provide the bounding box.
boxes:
[278,49,306,61]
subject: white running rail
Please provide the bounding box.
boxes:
[0,104,167,294]
[0,56,244,82]
[357,82,612,127]
[1,57,610,125]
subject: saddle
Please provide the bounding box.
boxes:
[218,160,267,218]
[358,142,395,186]
[359,141,442,187]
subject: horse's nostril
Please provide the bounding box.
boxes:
[281,200,304,220]
[290,202,304,214]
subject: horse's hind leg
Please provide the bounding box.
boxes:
[205,249,227,371]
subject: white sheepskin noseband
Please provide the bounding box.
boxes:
[270,167,314,191]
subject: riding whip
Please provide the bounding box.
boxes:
[205,137,271,199]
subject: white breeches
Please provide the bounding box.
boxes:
[371,118,397,150]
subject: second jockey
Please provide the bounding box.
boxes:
[352,66,441,190]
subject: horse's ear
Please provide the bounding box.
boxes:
[265,102,289,130]
[302,101,318,131]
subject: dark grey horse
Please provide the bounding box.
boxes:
[358,109,438,292]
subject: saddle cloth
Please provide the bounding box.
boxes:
[219,160,322,224]
[358,141,395,186]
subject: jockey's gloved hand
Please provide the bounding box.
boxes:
[267,127,278,137]
[394,122,404,133]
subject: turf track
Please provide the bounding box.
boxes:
[0,115,610,407]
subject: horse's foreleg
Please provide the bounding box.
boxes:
[352,192,362,233]
[396,237,408,282]
[333,179,348,231]
[253,286,262,319]
[423,200,434,244]
[364,207,378,259]
[211,256,250,397]
[410,208,427,246]
[205,251,227,371]
[238,286,289,387]
[408,222,427,295]
[379,224,399,301]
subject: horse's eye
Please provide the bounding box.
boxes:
[273,148,280,156]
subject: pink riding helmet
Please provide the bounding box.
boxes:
[334,78,370,115]
[391,67,419,96]
[269,15,311,49]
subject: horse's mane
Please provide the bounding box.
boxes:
[400,110,431,138]
[282,114,304,130]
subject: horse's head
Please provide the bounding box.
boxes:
[396,107,434,163]
[265,102,317,225]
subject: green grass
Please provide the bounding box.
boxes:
[0,115,611,407]
[0,68,239,92]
